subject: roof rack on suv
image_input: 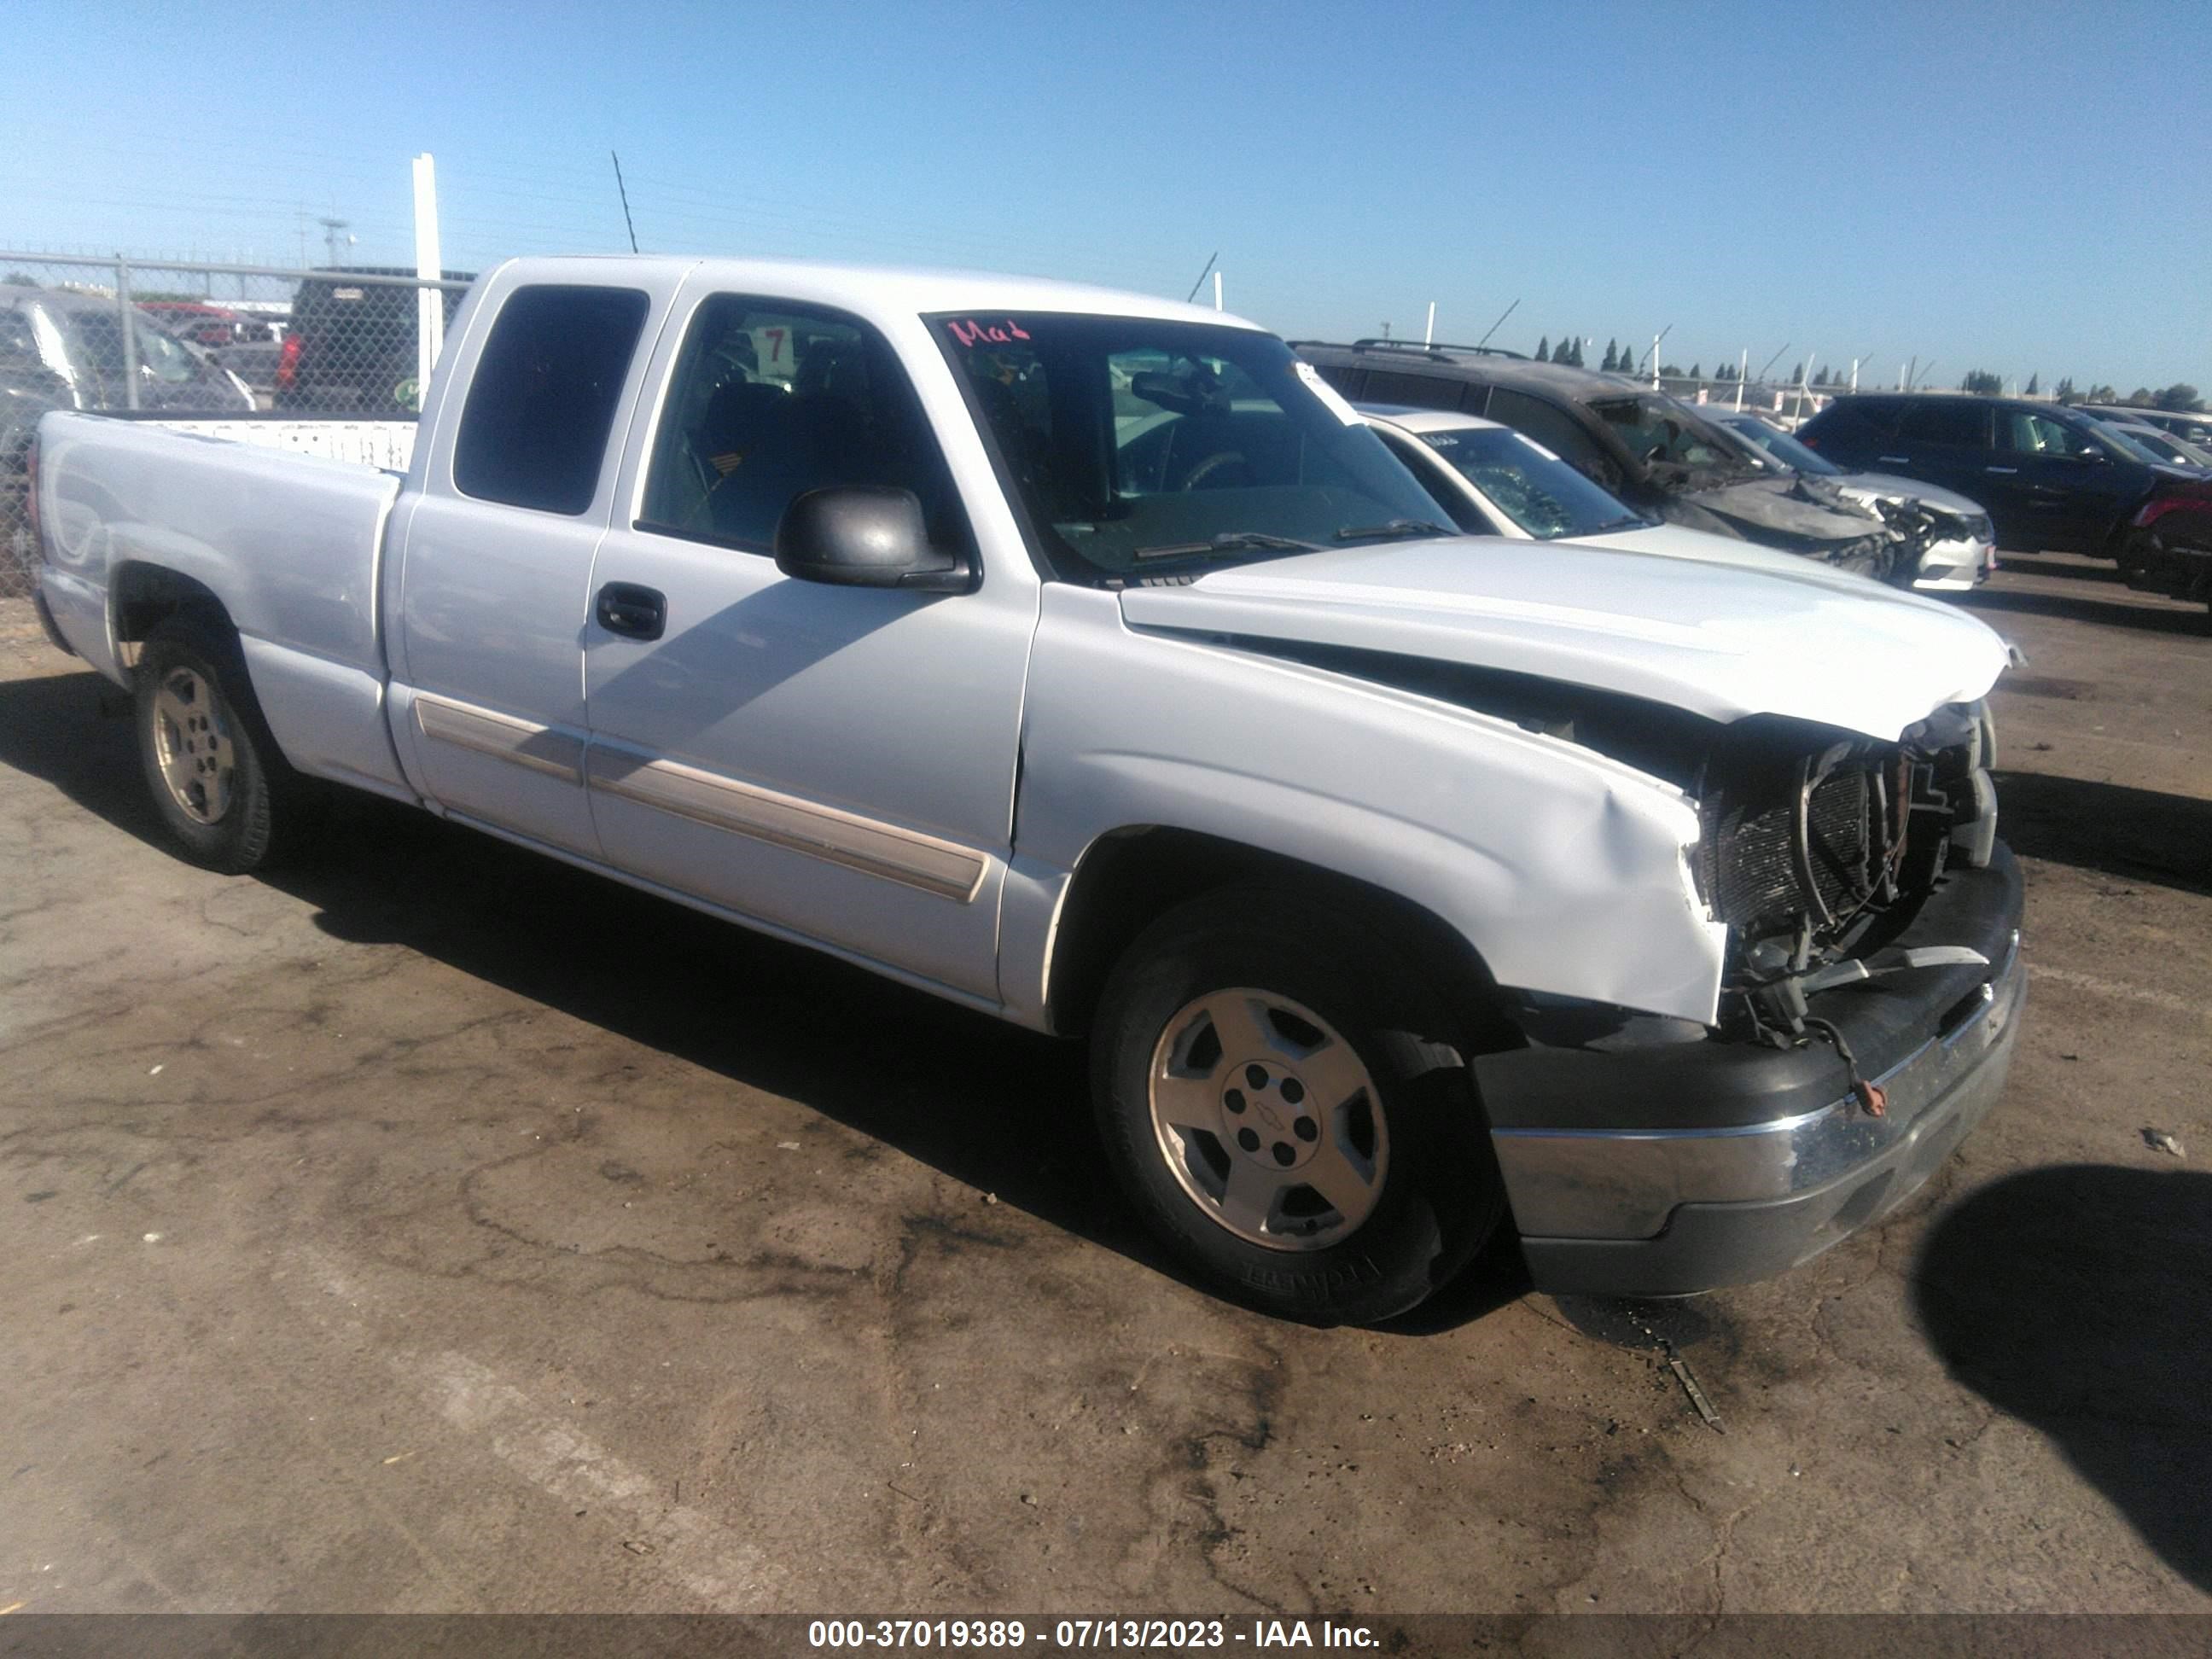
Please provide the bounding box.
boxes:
[1287,339,1528,361]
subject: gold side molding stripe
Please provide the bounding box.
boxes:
[412,693,585,783]
[590,751,987,904]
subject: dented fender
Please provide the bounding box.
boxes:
[1013,586,1729,1027]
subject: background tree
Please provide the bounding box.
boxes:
[2,272,38,288]
[1601,340,1619,372]
[1688,362,1703,381]
[1534,336,1550,362]
[1571,338,1587,366]
[2127,387,2153,405]
[1813,366,1830,387]
[2156,384,2204,411]
[1660,363,1683,380]
[2025,373,2040,396]
[2054,377,2077,404]
[2088,384,2117,403]
[1961,369,2003,394]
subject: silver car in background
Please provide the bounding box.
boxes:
[1707,407,1995,591]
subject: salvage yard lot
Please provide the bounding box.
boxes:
[1,555,2207,1615]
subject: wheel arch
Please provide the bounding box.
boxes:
[1042,824,1509,1048]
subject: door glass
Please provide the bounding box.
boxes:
[1896,401,1990,447]
[1481,387,1616,483]
[452,284,650,515]
[641,295,968,553]
[1999,410,2099,457]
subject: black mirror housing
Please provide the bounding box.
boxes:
[773,486,971,592]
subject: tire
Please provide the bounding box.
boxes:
[1090,886,1507,1325]
[133,617,314,872]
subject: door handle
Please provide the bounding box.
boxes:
[1877,455,1911,464]
[595,582,667,641]
[1983,466,2020,474]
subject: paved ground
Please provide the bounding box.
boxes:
[2,556,2208,1616]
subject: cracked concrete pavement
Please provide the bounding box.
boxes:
[2,553,2208,1615]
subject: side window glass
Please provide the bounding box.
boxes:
[452,284,649,515]
[2000,410,2096,457]
[1483,388,1615,484]
[642,294,969,553]
[1309,362,1365,400]
[1359,370,1459,410]
[1896,400,1989,448]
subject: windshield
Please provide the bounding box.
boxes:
[64,306,205,386]
[933,314,1451,580]
[1415,425,1647,538]
[2087,421,2167,465]
[1588,394,1744,474]
[1718,414,1843,476]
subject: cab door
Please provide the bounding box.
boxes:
[1987,408,2135,553]
[577,284,1038,1003]
[382,267,684,855]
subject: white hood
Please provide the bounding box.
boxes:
[1118,537,2009,742]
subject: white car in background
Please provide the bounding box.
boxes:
[1355,403,1921,584]
[1704,408,1995,591]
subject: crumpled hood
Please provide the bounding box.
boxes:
[1664,472,1890,553]
[1838,471,1990,518]
[1118,537,2011,742]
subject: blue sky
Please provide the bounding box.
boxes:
[4,0,2207,393]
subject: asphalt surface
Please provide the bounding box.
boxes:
[1,553,2208,1615]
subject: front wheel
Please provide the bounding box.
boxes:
[1091,888,1506,1324]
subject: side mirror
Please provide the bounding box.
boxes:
[773,486,971,593]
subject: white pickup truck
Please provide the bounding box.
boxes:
[27,256,2024,1324]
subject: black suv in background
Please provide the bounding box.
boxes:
[274,266,472,414]
[1798,393,2212,609]
[1295,341,1923,579]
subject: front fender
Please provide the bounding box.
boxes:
[1015,588,1728,1025]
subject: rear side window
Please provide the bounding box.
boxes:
[453,284,650,515]
[1359,369,1461,410]
[1896,400,1990,448]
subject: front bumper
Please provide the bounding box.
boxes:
[1912,531,1998,592]
[1477,844,2025,1297]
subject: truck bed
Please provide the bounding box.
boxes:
[37,411,415,799]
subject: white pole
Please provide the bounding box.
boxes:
[1735,349,1746,411]
[1850,358,1860,393]
[1424,300,1435,346]
[1213,270,1223,312]
[1651,334,1661,391]
[411,153,444,405]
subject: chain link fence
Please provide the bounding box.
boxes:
[3,253,471,597]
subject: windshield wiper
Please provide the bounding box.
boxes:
[1132,531,1321,561]
[1332,519,1453,543]
[1586,515,1652,533]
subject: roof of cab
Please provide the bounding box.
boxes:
[483,254,1260,330]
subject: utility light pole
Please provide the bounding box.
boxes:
[318,217,352,265]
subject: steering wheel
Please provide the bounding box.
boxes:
[1182,450,1251,490]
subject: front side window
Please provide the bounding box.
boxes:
[2000,410,2100,457]
[1719,416,1843,476]
[1588,395,1740,472]
[452,284,649,515]
[935,314,1451,581]
[641,295,967,553]
[1416,425,1650,540]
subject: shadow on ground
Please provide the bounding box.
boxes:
[1960,585,2209,637]
[1913,1164,2212,1592]
[1993,771,2212,898]
[0,668,1529,1328]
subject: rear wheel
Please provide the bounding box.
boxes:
[1091,887,1506,1324]
[134,619,314,872]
